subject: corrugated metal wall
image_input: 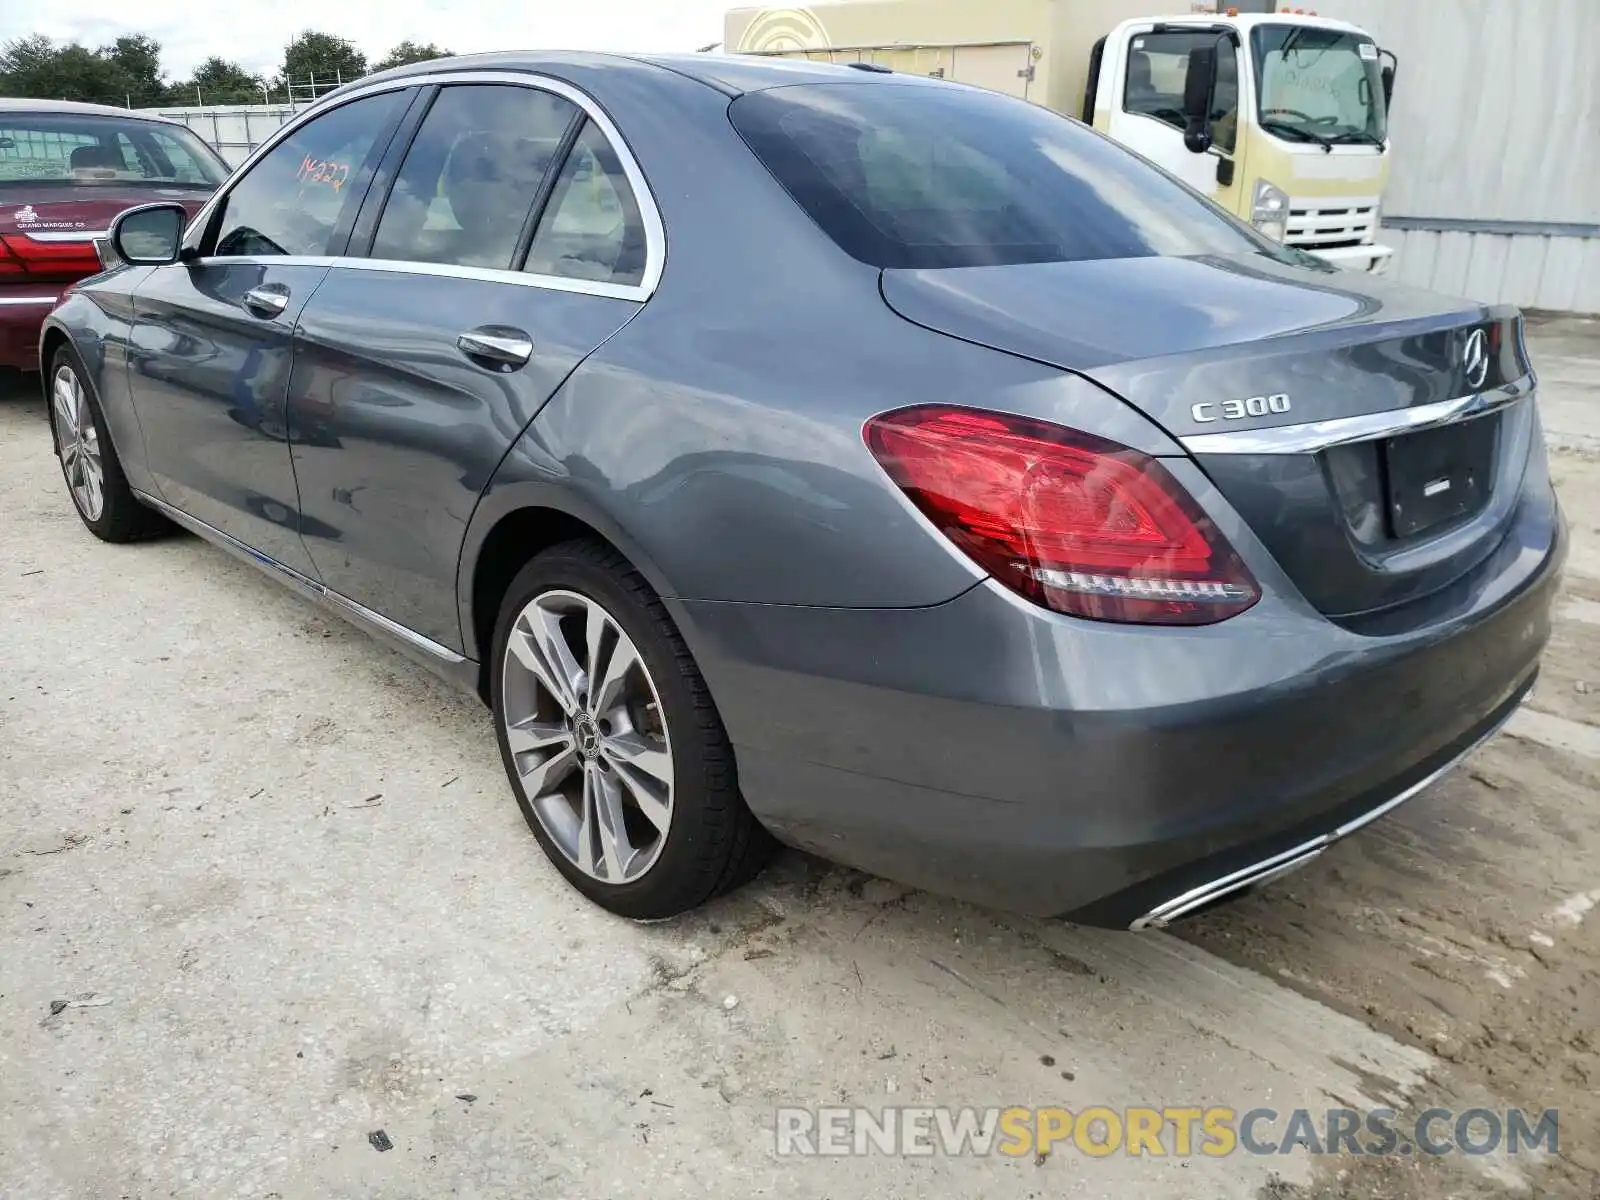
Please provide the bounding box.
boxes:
[1313,0,1600,313]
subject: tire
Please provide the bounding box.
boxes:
[490,539,776,918]
[47,345,169,543]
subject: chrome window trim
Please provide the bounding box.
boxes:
[135,490,467,665]
[183,252,649,303]
[23,229,110,243]
[1179,372,1534,456]
[181,69,665,303]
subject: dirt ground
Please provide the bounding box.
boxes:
[1,315,1597,1199]
[1184,321,1600,1199]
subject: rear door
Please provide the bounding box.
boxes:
[125,88,415,575]
[287,79,655,650]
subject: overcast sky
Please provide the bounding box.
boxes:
[2,0,738,78]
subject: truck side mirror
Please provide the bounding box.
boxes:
[1182,45,1217,154]
[1380,63,1395,107]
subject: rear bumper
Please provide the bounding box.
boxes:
[669,478,1565,927]
[0,286,67,370]
[1306,242,1394,274]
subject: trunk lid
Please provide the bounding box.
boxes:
[0,185,210,282]
[880,253,1535,621]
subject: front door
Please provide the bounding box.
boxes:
[1106,26,1244,208]
[125,87,413,574]
[287,83,653,650]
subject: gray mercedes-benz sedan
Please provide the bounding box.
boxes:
[42,52,1564,929]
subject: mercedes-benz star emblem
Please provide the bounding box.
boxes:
[1462,328,1490,390]
[574,715,602,760]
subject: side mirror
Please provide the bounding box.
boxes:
[1380,63,1395,107]
[111,203,187,266]
[1182,45,1217,154]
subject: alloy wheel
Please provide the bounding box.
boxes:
[52,365,104,522]
[500,588,675,884]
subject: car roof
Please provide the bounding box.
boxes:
[0,96,188,126]
[637,52,924,95]
[345,49,924,99]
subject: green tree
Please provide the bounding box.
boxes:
[372,41,452,72]
[171,56,267,105]
[0,35,134,105]
[280,30,367,95]
[101,34,165,104]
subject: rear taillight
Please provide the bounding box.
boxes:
[864,405,1259,625]
[0,235,102,281]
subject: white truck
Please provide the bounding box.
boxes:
[725,1,1397,272]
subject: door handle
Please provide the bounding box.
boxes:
[242,284,290,318]
[457,326,533,371]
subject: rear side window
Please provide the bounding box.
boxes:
[524,120,648,287]
[371,84,579,269]
[729,82,1264,269]
[0,115,227,188]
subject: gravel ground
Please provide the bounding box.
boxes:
[1,315,1596,1199]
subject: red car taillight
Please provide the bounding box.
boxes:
[0,235,102,281]
[864,405,1259,626]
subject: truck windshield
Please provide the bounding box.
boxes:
[1251,25,1387,144]
[729,82,1292,270]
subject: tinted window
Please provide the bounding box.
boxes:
[0,114,227,188]
[1124,31,1240,153]
[372,84,577,269]
[524,120,647,287]
[212,91,405,258]
[730,83,1265,270]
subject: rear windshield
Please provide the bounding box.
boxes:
[0,113,229,189]
[729,82,1274,270]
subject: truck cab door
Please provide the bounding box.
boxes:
[1098,24,1244,207]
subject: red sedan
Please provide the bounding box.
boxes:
[1,98,230,371]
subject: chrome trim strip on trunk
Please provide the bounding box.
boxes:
[1179,372,1535,456]
[0,295,60,306]
[134,490,467,665]
[1130,677,1534,930]
[22,229,110,243]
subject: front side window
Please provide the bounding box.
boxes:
[1123,30,1240,154]
[211,90,406,258]
[731,82,1273,270]
[371,84,578,269]
[523,121,648,287]
[1252,25,1387,144]
[0,115,228,189]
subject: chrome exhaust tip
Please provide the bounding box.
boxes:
[1130,843,1325,931]
[1128,679,1533,931]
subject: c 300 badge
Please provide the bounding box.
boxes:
[1191,393,1292,423]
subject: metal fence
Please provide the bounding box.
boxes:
[0,127,100,178]
[135,104,296,166]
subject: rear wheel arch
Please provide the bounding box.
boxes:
[463,500,679,702]
[38,324,72,387]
